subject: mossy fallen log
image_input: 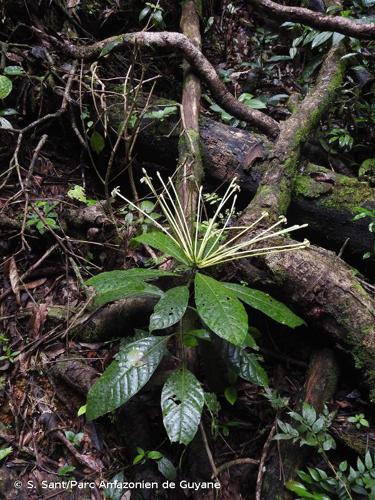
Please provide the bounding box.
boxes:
[133,115,374,259]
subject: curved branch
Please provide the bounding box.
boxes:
[248,0,375,39]
[36,29,280,138]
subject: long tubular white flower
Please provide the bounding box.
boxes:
[199,240,310,268]
[203,211,270,261]
[157,194,191,255]
[113,172,310,269]
[202,192,238,259]
[140,170,193,258]
[194,185,204,257]
[196,178,240,260]
[157,172,193,253]
[202,223,309,265]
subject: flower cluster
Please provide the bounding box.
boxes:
[113,171,309,269]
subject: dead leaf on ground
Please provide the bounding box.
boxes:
[32,303,49,338]
[9,257,21,305]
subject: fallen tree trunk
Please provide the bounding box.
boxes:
[135,117,374,258]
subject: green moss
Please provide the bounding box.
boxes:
[359,158,375,184]
[294,175,332,199]
[321,180,373,212]
[294,164,374,213]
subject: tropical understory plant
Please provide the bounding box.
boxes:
[84,172,309,447]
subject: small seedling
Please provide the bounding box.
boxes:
[26,201,59,235]
[64,431,84,448]
[132,448,176,480]
[347,413,369,430]
[57,464,76,478]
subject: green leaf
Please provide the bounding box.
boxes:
[267,55,292,62]
[104,472,125,500]
[183,329,210,347]
[4,66,26,76]
[86,269,173,306]
[195,274,248,346]
[204,392,221,416]
[238,93,267,109]
[90,130,105,154]
[222,283,305,328]
[224,386,237,405]
[146,450,163,460]
[302,402,317,426]
[365,451,373,470]
[77,405,86,416]
[219,339,269,387]
[67,185,87,203]
[87,336,168,420]
[161,368,204,445]
[139,6,150,21]
[86,268,175,288]
[150,286,189,332]
[58,465,76,476]
[332,32,345,45]
[311,31,333,48]
[99,37,123,57]
[157,456,177,481]
[134,231,191,266]
[0,76,12,99]
[0,117,12,129]
[144,106,178,121]
[285,481,326,499]
[0,447,12,461]
[89,279,163,307]
[0,108,17,116]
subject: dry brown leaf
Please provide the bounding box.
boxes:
[9,257,21,304]
[22,278,47,290]
[32,303,49,338]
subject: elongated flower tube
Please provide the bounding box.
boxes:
[112,170,310,269]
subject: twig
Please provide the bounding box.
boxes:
[255,420,277,500]
[215,457,259,477]
[200,422,219,480]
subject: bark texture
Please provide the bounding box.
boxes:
[199,122,375,258]
[178,0,204,225]
[240,43,346,223]
[248,0,375,39]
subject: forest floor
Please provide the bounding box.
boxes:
[0,1,374,499]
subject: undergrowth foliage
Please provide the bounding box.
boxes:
[84,173,308,447]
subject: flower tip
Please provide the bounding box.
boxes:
[111,186,120,197]
[303,238,310,247]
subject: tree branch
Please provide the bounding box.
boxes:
[248,0,375,39]
[35,29,280,137]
